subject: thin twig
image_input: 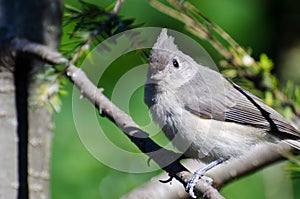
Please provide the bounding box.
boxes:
[111,0,125,15]
[182,2,241,52]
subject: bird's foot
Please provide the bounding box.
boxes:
[186,158,225,198]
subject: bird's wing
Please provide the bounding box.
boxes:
[183,72,299,140]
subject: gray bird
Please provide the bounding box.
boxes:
[144,28,300,197]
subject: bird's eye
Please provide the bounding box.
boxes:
[172,59,179,68]
[148,56,153,63]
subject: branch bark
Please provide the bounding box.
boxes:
[124,144,291,198]
[10,37,294,199]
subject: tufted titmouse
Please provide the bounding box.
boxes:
[144,28,300,197]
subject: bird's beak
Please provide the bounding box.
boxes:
[149,63,166,81]
[150,70,166,81]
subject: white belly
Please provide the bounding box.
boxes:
[151,103,267,163]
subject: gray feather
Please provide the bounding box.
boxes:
[182,67,300,139]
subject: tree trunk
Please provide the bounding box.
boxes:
[0,71,18,198]
[0,0,63,198]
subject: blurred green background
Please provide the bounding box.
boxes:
[51,0,300,198]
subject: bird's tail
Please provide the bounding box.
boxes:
[283,139,300,150]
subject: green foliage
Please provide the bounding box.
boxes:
[65,1,134,36]
[62,0,137,65]
[32,65,67,112]
[35,0,138,113]
[287,162,300,179]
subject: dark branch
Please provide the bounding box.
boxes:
[14,55,30,199]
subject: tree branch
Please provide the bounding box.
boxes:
[123,144,292,198]
[9,37,296,199]
[122,160,214,199]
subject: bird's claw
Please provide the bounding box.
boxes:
[186,158,225,198]
[159,176,173,183]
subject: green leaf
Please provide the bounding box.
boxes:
[259,53,273,71]
[264,91,273,106]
